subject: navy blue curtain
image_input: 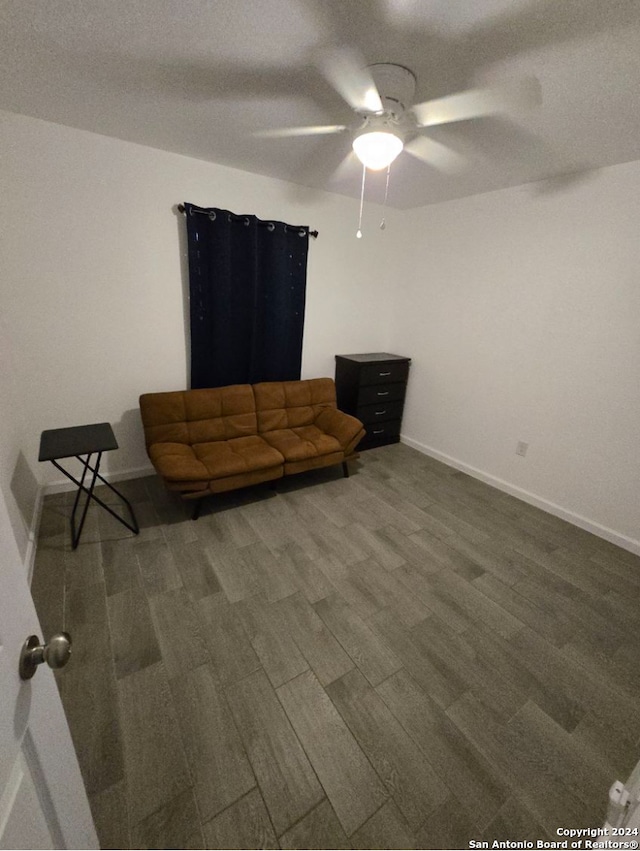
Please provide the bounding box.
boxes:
[184,202,310,388]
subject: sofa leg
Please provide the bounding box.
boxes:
[342,461,350,478]
[191,498,205,520]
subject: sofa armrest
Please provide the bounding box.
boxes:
[315,407,365,454]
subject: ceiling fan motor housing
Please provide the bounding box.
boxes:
[367,63,417,118]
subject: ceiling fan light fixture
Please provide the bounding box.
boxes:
[352,130,403,171]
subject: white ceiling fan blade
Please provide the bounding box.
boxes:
[331,150,360,182]
[319,47,383,114]
[413,77,542,128]
[404,136,468,174]
[254,124,347,138]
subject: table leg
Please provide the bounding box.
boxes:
[70,452,102,549]
[50,455,139,549]
[89,471,140,536]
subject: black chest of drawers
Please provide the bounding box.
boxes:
[335,352,411,450]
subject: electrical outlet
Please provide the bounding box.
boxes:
[516,441,529,457]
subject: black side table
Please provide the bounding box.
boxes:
[38,422,139,549]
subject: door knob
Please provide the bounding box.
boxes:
[19,632,72,680]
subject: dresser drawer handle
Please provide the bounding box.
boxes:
[373,429,385,434]
[377,391,389,396]
[379,371,391,376]
[375,410,387,415]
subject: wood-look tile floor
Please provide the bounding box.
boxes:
[31,444,640,850]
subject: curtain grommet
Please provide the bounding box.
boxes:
[244,217,250,226]
[267,222,275,232]
[208,211,216,221]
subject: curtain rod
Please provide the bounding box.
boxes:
[177,204,318,239]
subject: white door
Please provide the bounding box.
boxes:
[0,488,97,849]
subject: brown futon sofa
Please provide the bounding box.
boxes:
[139,378,365,517]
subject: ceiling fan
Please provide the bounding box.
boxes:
[255,49,541,176]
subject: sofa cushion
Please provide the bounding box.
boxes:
[261,425,342,462]
[254,378,336,433]
[140,385,257,447]
[193,436,283,477]
[148,442,209,481]
[149,435,281,482]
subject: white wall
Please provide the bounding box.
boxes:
[390,164,640,550]
[0,109,394,554]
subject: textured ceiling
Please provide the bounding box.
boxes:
[2,0,640,208]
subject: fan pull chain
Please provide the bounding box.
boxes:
[356,163,366,239]
[380,163,391,230]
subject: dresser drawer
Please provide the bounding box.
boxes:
[356,400,404,425]
[360,361,410,386]
[359,420,401,448]
[358,383,406,406]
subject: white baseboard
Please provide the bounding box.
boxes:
[401,434,640,557]
[41,464,156,495]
